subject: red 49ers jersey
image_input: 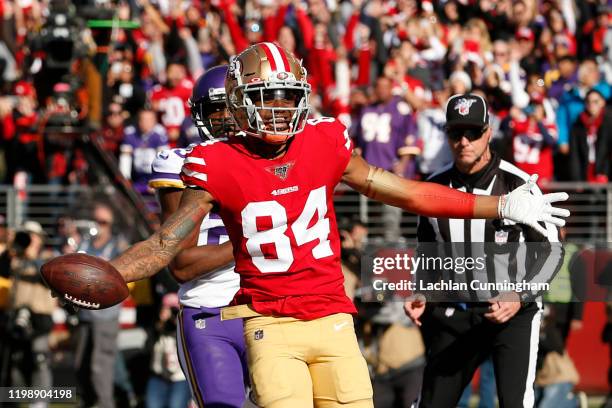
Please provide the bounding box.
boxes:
[181,117,355,320]
[511,117,556,184]
[150,79,193,134]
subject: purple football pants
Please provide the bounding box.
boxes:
[177,306,249,408]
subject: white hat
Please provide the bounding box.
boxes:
[449,70,473,92]
[21,220,46,236]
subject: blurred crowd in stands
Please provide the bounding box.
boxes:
[0,0,609,190]
[0,0,610,406]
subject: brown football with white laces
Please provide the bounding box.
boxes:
[40,253,129,309]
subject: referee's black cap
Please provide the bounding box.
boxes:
[445,93,490,129]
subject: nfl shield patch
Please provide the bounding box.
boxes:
[495,230,509,243]
[195,319,206,329]
[454,98,476,116]
[254,329,264,341]
[265,161,295,180]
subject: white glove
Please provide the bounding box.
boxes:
[499,174,570,236]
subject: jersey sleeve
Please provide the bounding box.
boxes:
[314,117,354,174]
[180,144,219,198]
[148,148,186,190]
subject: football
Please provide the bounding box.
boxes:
[40,253,129,310]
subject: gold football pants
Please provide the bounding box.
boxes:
[242,312,373,408]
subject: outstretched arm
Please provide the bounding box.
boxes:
[158,188,234,283]
[342,153,569,235]
[110,188,213,283]
[342,152,499,218]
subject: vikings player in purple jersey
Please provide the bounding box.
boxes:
[148,65,248,408]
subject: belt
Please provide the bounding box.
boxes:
[220,304,262,321]
[435,302,492,314]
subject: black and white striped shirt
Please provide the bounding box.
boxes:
[416,152,563,302]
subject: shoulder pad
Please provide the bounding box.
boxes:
[149,148,188,189]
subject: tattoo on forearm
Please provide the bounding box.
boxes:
[111,200,205,282]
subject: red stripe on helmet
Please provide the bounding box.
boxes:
[260,43,278,71]
[274,44,291,72]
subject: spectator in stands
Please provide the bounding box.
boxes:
[74,203,127,408]
[100,101,126,159]
[504,92,557,186]
[151,62,193,145]
[490,40,513,94]
[546,7,577,56]
[150,62,194,144]
[0,221,55,401]
[568,89,612,182]
[556,59,611,158]
[106,58,146,117]
[416,80,453,178]
[515,27,541,76]
[449,71,472,96]
[145,292,190,408]
[3,81,44,185]
[352,75,420,242]
[119,109,169,195]
[339,216,368,301]
[546,56,578,103]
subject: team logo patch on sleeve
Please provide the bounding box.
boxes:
[254,329,264,340]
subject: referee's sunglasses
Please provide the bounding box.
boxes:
[446,126,488,142]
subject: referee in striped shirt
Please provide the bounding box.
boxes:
[405,94,563,407]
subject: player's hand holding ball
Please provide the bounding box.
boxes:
[40,253,129,310]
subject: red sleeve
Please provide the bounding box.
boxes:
[314,118,353,176]
[343,13,359,50]
[180,145,220,198]
[295,7,314,50]
[166,15,185,29]
[405,182,476,219]
[356,47,371,86]
[311,48,335,90]
[582,20,596,35]
[220,3,249,53]
[263,4,289,43]
[309,48,336,109]
[2,114,14,142]
[594,27,606,54]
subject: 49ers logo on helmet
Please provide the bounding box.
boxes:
[229,58,242,80]
[454,98,476,116]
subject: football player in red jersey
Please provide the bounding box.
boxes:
[65,43,569,408]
